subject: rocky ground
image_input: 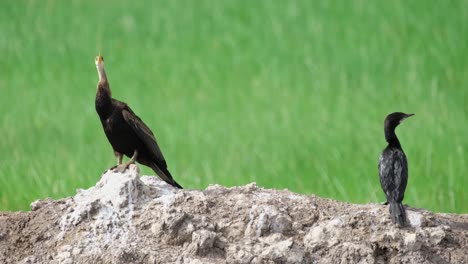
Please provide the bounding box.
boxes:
[0,165,467,263]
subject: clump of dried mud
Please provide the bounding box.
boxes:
[0,165,467,263]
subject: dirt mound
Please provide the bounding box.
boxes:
[1,165,467,263]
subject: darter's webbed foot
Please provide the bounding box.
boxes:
[113,163,130,173]
[111,150,138,173]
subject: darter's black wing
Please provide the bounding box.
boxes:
[121,105,167,168]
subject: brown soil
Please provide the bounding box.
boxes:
[1,165,467,263]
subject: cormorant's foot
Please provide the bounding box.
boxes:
[113,164,130,173]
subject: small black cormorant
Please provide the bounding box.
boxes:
[379,112,414,226]
[94,55,182,189]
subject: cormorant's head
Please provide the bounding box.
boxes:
[384,112,414,130]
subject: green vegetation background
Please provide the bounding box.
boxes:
[1,1,467,213]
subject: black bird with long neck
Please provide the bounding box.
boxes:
[95,55,182,189]
[378,112,414,226]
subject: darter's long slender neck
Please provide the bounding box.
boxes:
[97,63,108,83]
[95,64,113,119]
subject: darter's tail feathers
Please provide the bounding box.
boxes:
[150,163,183,189]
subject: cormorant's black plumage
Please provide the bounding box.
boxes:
[378,112,414,226]
[94,55,182,189]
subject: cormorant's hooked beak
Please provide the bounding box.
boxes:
[400,113,415,123]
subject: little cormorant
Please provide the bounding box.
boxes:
[379,112,414,226]
[94,55,182,189]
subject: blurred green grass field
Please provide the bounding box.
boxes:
[1,1,467,212]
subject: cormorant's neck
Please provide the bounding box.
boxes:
[95,65,113,119]
[385,127,401,149]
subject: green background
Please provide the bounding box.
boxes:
[1,1,467,212]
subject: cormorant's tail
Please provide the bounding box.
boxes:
[389,202,406,226]
[150,163,183,189]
